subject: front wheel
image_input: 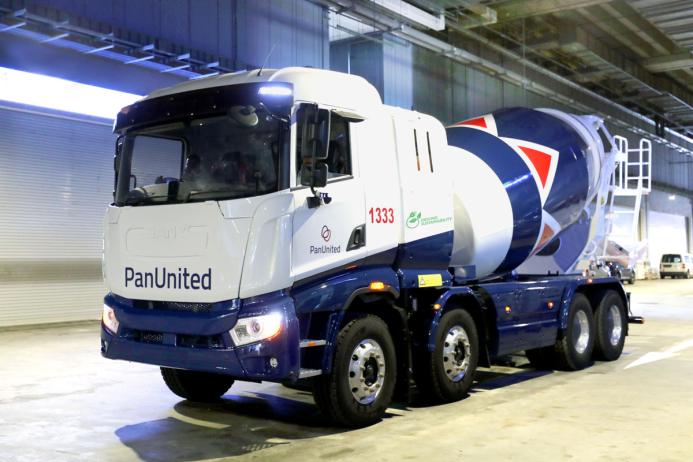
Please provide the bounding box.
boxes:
[312,315,396,427]
[414,309,479,402]
[160,367,234,402]
[554,293,595,371]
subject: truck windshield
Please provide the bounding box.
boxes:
[115,108,288,206]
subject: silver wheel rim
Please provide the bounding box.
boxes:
[348,339,386,405]
[607,305,623,346]
[442,325,471,382]
[573,310,590,354]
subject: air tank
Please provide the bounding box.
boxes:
[444,107,609,279]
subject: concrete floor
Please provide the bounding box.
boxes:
[1,279,693,461]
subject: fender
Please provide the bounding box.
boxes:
[291,265,400,373]
[426,287,484,352]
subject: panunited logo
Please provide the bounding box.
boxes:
[311,225,340,254]
[321,225,331,242]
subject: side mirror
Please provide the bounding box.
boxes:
[113,136,124,200]
[114,136,124,173]
[300,162,328,188]
[299,103,330,189]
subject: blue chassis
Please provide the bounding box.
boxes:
[101,266,627,383]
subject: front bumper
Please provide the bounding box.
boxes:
[101,291,301,382]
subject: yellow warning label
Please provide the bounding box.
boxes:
[417,274,443,288]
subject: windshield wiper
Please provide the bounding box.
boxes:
[185,189,241,200]
[124,194,172,206]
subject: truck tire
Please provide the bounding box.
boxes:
[414,309,479,403]
[593,290,627,361]
[160,367,234,402]
[554,293,595,371]
[312,315,396,427]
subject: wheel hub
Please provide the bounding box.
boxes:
[607,305,623,346]
[348,339,386,405]
[443,325,470,382]
[573,310,590,354]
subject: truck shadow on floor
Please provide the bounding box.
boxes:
[115,364,549,461]
[115,389,396,462]
[403,362,554,408]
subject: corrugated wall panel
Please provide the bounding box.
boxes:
[0,107,113,326]
[383,35,413,110]
[349,41,385,97]
[413,46,452,124]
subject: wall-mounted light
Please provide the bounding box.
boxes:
[0,66,141,119]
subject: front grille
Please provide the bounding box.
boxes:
[138,330,164,344]
[133,300,213,313]
[123,329,225,349]
[178,334,226,349]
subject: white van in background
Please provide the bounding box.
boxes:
[660,253,693,279]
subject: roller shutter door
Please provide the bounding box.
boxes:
[647,210,688,267]
[0,106,113,327]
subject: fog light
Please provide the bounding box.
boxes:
[230,312,283,346]
[102,304,119,334]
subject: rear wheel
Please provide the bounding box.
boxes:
[554,293,595,371]
[593,290,627,361]
[414,309,479,402]
[312,315,396,427]
[160,367,234,402]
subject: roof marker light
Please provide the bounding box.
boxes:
[258,85,292,97]
[0,66,141,119]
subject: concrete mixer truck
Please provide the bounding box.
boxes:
[101,67,630,427]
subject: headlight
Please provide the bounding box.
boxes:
[230,312,282,346]
[102,304,119,334]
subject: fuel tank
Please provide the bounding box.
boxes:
[444,107,607,279]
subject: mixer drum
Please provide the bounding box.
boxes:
[445,107,604,278]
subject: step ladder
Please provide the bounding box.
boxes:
[600,136,652,263]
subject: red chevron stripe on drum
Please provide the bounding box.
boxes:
[518,145,552,188]
[457,117,487,128]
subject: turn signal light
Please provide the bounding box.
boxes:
[369,281,386,291]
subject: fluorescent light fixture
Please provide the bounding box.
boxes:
[258,85,292,97]
[0,66,141,119]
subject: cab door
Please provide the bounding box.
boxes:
[291,106,366,282]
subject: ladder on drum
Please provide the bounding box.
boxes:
[601,136,652,261]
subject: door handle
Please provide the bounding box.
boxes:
[347,224,366,251]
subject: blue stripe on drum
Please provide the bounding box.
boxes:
[446,126,542,274]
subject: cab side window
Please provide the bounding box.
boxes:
[327,113,351,178]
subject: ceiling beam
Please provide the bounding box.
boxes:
[643,51,693,73]
[492,0,614,23]
[556,26,693,109]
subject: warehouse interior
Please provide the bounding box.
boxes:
[1,0,693,460]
